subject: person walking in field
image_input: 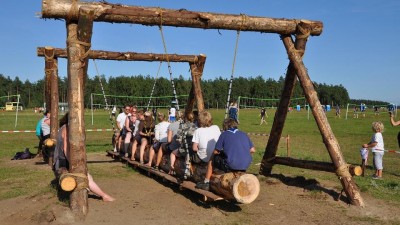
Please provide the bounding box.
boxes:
[260,108,267,125]
[335,105,341,118]
[362,121,385,179]
[353,106,359,118]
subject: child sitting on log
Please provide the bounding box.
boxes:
[138,111,155,164]
[191,110,221,167]
[146,112,170,168]
[196,118,255,191]
[169,111,198,174]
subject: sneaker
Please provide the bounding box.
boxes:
[371,175,382,180]
[195,181,210,191]
[124,153,129,158]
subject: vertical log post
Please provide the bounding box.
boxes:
[65,6,95,218]
[280,34,364,206]
[44,47,59,166]
[44,49,53,111]
[186,54,206,114]
[260,22,310,175]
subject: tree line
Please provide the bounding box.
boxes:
[0,73,388,109]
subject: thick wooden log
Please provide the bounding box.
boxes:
[66,7,94,218]
[42,0,323,36]
[60,174,77,192]
[281,34,364,206]
[37,47,200,63]
[260,21,310,176]
[159,155,207,182]
[187,54,206,113]
[159,155,260,203]
[56,167,77,192]
[210,172,260,204]
[272,157,362,176]
[44,47,54,112]
[46,47,59,145]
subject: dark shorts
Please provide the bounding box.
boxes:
[163,143,174,153]
[134,134,142,144]
[119,129,126,138]
[190,152,203,164]
[211,154,246,173]
[152,142,164,153]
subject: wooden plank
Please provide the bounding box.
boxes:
[106,150,224,201]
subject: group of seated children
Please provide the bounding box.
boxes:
[112,105,256,191]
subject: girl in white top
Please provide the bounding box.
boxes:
[362,121,384,179]
[146,112,170,167]
[192,111,221,163]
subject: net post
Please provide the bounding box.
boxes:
[14,94,20,128]
[91,93,94,126]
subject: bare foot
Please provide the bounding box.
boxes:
[130,157,135,161]
[102,195,115,202]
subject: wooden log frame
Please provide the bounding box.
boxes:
[37,47,207,115]
[40,0,364,207]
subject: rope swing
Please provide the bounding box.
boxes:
[225,14,246,119]
[146,61,163,111]
[92,59,116,131]
[158,10,181,118]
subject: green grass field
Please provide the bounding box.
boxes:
[0,108,399,204]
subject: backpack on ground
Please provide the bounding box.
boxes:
[12,148,33,160]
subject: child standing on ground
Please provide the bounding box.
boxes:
[362,121,385,179]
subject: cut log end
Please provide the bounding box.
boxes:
[232,174,260,204]
[60,176,77,192]
[351,165,363,177]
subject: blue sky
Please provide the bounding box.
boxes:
[0,0,399,105]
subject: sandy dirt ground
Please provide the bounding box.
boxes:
[1,153,399,225]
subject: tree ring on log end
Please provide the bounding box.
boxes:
[232,174,260,204]
[60,176,77,192]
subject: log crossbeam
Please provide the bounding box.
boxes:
[37,47,201,63]
[42,0,323,36]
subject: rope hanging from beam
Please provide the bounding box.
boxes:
[146,61,163,111]
[225,14,247,119]
[158,9,181,117]
[92,59,116,132]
